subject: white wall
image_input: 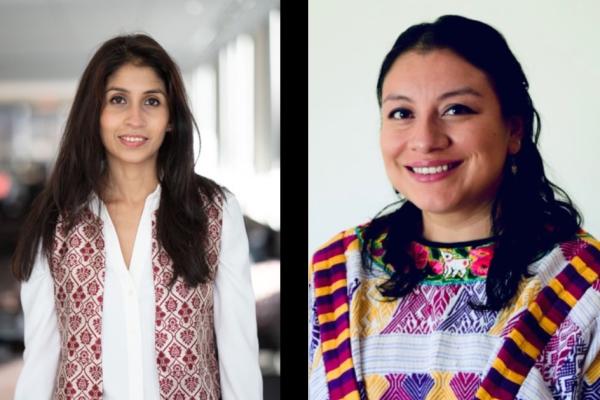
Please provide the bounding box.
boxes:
[309,0,600,256]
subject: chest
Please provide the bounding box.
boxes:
[106,203,145,268]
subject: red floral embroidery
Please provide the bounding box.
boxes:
[87,281,98,296]
[76,266,91,282]
[72,286,86,306]
[67,336,80,356]
[80,330,91,345]
[69,235,81,248]
[76,376,89,390]
[166,298,178,312]
[169,344,182,358]
[80,242,94,261]
[78,350,90,365]
[182,348,198,370]
[65,362,79,378]
[69,314,82,331]
[167,317,180,332]
[157,351,170,372]
[178,302,193,323]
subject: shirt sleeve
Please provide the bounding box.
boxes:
[213,193,263,400]
[14,246,60,400]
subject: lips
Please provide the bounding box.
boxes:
[118,135,148,148]
[406,160,462,175]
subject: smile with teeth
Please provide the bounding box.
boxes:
[119,136,147,143]
[408,162,461,175]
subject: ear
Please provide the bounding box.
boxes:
[507,117,523,155]
[166,123,173,133]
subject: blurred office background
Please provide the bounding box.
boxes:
[0,0,280,398]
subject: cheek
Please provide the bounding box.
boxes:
[380,131,404,162]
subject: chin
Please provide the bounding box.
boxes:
[407,195,458,215]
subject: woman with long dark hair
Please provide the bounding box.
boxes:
[13,34,262,399]
[309,15,600,399]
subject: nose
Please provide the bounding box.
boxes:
[125,104,146,128]
[409,114,450,152]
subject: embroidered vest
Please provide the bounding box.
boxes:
[49,194,223,399]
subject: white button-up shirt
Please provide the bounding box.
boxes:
[14,185,263,399]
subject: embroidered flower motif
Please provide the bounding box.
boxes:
[87,281,99,296]
[179,329,194,345]
[69,314,82,331]
[160,377,174,393]
[169,344,182,358]
[156,332,169,347]
[76,376,89,390]
[65,381,77,396]
[72,286,86,306]
[172,364,185,380]
[183,349,198,370]
[82,301,95,318]
[91,338,101,360]
[166,298,178,312]
[67,335,80,356]
[94,236,105,250]
[80,242,94,261]
[88,365,102,380]
[82,224,97,239]
[185,376,199,391]
[470,247,493,276]
[80,329,91,345]
[157,351,171,372]
[78,350,90,366]
[410,242,429,270]
[88,384,102,398]
[65,362,79,378]
[167,317,180,332]
[69,235,81,248]
[178,302,193,323]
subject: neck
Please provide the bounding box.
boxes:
[421,205,493,243]
[102,161,159,205]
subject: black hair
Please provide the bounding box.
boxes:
[363,15,581,310]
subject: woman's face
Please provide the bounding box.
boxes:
[380,49,521,221]
[100,63,170,173]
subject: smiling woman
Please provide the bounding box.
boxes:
[309,15,600,400]
[11,34,262,400]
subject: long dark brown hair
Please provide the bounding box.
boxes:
[12,33,224,286]
[362,15,581,310]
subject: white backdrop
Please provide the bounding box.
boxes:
[309,0,600,256]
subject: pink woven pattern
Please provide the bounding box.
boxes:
[153,194,223,400]
[50,209,105,400]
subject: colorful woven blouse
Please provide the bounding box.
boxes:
[308,226,600,399]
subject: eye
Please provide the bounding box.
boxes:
[145,97,161,107]
[388,108,413,120]
[443,104,475,116]
[109,95,126,105]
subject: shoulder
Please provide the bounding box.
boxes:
[312,224,368,263]
[309,222,372,283]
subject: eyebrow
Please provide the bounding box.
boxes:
[382,87,483,103]
[106,87,167,96]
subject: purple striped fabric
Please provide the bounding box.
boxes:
[312,231,360,399]
[476,241,600,399]
[321,317,350,342]
[314,262,348,287]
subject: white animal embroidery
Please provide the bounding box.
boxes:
[440,250,470,278]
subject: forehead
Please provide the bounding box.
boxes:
[106,63,166,91]
[382,49,494,96]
